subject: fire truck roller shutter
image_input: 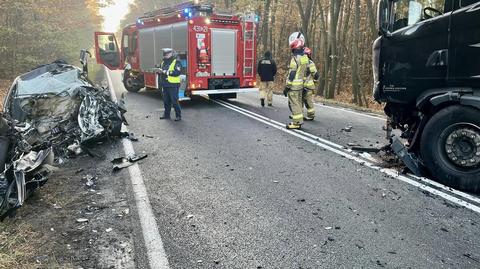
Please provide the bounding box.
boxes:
[172,22,188,54]
[153,25,172,68]
[139,27,157,71]
[211,29,237,77]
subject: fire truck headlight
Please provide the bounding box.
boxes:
[205,18,211,25]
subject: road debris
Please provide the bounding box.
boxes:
[121,132,139,142]
[343,126,353,132]
[84,175,95,187]
[0,60,127,220]
[112,154,148,172]
[76,218,89,223]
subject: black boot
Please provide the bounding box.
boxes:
[160,114,170,120]
[174,116,182,121]
[260,99,265,107]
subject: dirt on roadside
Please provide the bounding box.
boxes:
[0,141,135,269]
[0,80,11,110]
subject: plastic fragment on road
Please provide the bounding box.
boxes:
[111,154,148,172]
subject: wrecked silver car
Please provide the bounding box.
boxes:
[0,60,126,219]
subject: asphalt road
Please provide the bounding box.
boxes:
[106,70,480,269]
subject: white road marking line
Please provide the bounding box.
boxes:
[213,99,480,214]
[221,98,480,205]
[410,174,480,205]
[219,98,346,150]
[272,94,386,121]
[105,68,170,269]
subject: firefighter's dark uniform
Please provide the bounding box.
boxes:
[257,52,277,106]
[303,59,318,120]
[285,50,309,128]
[159,57,182,120]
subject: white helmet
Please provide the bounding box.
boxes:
[288,32,305,49]
[163,48,174,58]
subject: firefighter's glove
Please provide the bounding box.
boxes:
[283,87,291,97]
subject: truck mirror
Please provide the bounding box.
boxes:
[377,0,390,35]
[408,1,422,25]
[108,35,114,42]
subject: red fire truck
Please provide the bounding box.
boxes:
[94,1,259,100]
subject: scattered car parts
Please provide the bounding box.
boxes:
[0,60,127,220]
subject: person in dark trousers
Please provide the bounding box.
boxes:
[158,48,182,121]
[257,51,277,107]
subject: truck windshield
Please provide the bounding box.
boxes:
[390,0,446,32]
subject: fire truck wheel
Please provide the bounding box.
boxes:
[124,80,142,92]
[420,105,480,193]
[123,73,142,92]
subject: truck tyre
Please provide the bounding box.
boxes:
[123,72,142,92]
[420,105,480,193]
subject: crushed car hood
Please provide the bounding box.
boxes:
[0,60,126,220]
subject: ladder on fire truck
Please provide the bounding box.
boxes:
[242,13,256,78]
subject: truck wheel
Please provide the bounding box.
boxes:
[123,72,142,92]
[420,105,480,193]
[123,77,142,92]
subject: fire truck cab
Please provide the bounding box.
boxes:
[94,2,259,100]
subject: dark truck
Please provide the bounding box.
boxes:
[373,0,480,192]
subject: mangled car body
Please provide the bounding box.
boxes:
[0,61,126,219]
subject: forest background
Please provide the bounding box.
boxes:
[0,0,380,108]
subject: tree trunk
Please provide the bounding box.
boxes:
[352,0,363,106]
[296,0,315,43]
[317,1,329,96]
[365,0,377,37]
[326,0,342,99]
[261,0,272,51]
[336,0,353,95]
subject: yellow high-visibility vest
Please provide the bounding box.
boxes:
[161,59,181,84]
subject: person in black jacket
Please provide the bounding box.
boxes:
[257,51,277,107]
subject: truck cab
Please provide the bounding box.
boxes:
[374,0,480,192]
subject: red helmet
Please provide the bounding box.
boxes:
[289,32,305,49]
[304,47,312,55]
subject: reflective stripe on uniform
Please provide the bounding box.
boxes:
[307,108,315,113]
[304,60,317,88]
[292,113,303,120]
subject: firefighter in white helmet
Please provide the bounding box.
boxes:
[284,32,309,129]
[302,47,318,121]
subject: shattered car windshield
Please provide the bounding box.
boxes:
[16,65,89,96]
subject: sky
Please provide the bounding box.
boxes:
[98,0,135,32]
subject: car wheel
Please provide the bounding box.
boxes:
[421,105,480,193]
